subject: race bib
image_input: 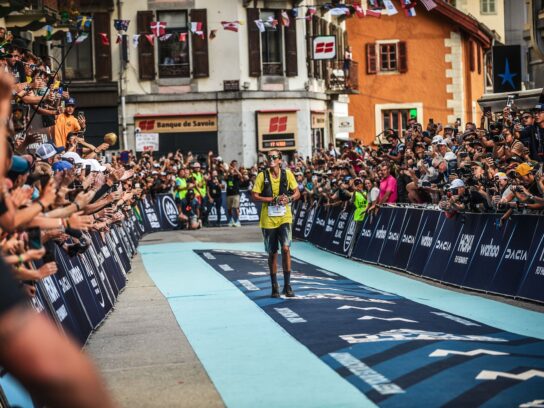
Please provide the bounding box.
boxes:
[267,205,286,217]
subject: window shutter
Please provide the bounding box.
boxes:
[190,9,209,78]
[477,43,482,74]
[93,12,111,81]
[247,8,261,77]
[321,19,328,81]
[398,41,407,73]
[284,14,297,77]
[312,15,321,79]
[137,10,155,80]
[306,17,313,78]
[469,40,475,72]
[366,43,377,74]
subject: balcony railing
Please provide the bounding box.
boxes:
[326,60,359,93]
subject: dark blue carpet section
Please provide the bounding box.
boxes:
[195,249,544,407]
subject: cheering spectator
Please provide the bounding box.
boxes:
[54,98,85,148]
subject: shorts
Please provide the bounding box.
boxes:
[262,223,292,254]
[227,195,240,209]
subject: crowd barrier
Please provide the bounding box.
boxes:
[0,193,181,407]
[207,190,262,224]
[292,201,544,304]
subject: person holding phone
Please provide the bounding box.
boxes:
[53,97,85,148]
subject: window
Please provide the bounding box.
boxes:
[158,11,189,78]
[379,43,397,71]
[260,10,283,75]
[480,0,496,14]
[382,109,415,134]
[64,30,93,80]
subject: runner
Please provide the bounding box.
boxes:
[251,150,300,298]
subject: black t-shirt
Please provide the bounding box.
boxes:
[207,180,222,199]
[226,174,240,196]
[0,258,25,316]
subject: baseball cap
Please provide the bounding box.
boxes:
[449,179,465,189]
[432,136,444,144]
[52,160,73,172]
[9,156,30,174]
[36,143,64,160]
[534,103,544,112]
[82,159,106,172]
[444,152,457,162]
[65,97,76,106]
[515,162,533,176]
[61,151,85,165]
[192,162,201,168]
[494,172,508,181]
[353,178,363,186]
[444,124,454,130]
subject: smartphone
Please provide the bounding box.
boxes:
[85,164,91,177]
[77,111,85,119]
[28,227,42,250]
[506,95,515,108]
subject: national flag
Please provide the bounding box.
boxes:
[150,21,167,37]
[98,32,110,46]
[264,16,278,29]
[75,32,89,44]
[329,7,350,16]
[43,25,53,40]
[132,34,140,48]
[178,32,187,42]
[419,0,438,11]
[281,11,290,27]
[76,16,92,31]
[365,9,382,17]
[402,0,418,16]
[144,34,154,46]
[291,8,298,17]
[353,4,365,17]
[190,21,203,36]
[159,33,172,41]
[254,19,265,33]
[221,21,241,32]
[113,19,130,32]
[383,0,398,15]
[66,31,73,44]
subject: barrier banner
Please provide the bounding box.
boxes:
[89,232,126,294]
[139,196,162,233]
[441,214,487,285]
[351,210,383,262]
[156,194,180,229]
[316,206,341,250]
[516,217,544,302]
[302,202,318,241]
[391,209,423,271]
[421,213,464,281]
[327,207,355,256]
[359,208,394,264]
[207,191,261,225]
[487,215,538,297]
[405,210,442,276]
[340,213,358,257]
[308,205,329,246]
[292,200,301,222]
[293,201,310,239]
[377,208,407,266]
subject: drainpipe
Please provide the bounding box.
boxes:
[117,0,128,151]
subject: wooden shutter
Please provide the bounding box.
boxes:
[247,8,261,77]
[137,10,155,80]
[312,15,320,79]
[190,9,209,78]
[321,19,328,81]
[469,40,475,72]
[306,17,313,78]
[284,14,297,77]
[477,43,482,74]
[398,41,407,73]
[366,43,377,74]
[93,12,112,81]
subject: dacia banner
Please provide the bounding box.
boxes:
[309,205,330,247]
[326,207,355,257]
[351,210,383,263]
[516,217,544,302]
[377,208,408,266]
[391,209,423,271]
[316,206,342,250]
[405,210,442,276]
[293,201,310,239]
[207,191,261,225]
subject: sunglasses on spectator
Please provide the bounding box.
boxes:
[522,115,532,119]
[268,154,280,160]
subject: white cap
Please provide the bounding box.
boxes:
[62,151,85,165]
[444,151,457,162]
[83,159,106,172]
[432,135,444,144]
[449,178,465,189]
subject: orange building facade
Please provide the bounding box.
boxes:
[346,2,494,145]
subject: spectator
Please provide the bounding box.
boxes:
[378,163,398,204]
[226,160,242,227]
[54,98,85,148]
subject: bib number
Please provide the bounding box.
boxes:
[268,205,286,217]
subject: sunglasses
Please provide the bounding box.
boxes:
[268,154,280,160]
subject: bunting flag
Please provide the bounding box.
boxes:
[264,16,278,29]
[365,8,382,17]
[43,24,53,40]
[150,21,167,37]
[159,33,172,41]
[291,8,298,17]
[190,22,204,37]
[113,19,130,32]
[66,31,73,44]
[76,16,92,31]
[419,0,438,11]
[144,34,154,46]
[116,33,122,44]
[402,0,417,16]
[329,7,351,16]
[98,32,109,46]
[178,32,187,42]
[383,0,398,15]
[353,4,366,17]
[221,21,241,32]
[308,7,317,17]
[254,19,265,33]
[75,33,89,44]
[132,34,140,48]
[209,29,217,39]
[281,11,290,27]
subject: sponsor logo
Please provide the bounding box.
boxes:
[161,195,179,227]
[420,232,433,247]
[269,116,288,133]
[343,218,356,253]
[401,234,415,244]
[388,232,399,241]
[375,226,387,240]
[139,119,155,131]
[274,307,306,323]
[435,240,452,251]
[504,248,528,261]
[304,206,316,238]
[361,229,372,238]
[340,329,507,344]
[457,234,475,254]
[80,255,106,308]
[68,265,84,285]
[480,239,500,258]
[316,41,335,55]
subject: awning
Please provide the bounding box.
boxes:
[477,88,543,112]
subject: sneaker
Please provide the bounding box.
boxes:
[271,283,280,298]
[234,221,241,227]
[228,219,235,227]
[282,284,295,298]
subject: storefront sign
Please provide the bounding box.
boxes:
[135,133,159,152]
[311,111,326,129]
[135,115,218,133]
[334,116,354,134]
[312,36,336,60]
[256,111,298,151]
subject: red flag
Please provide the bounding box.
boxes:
[150,21,167,37]
[145,34,154,46]
[281,11,290,27]
[365,9,382,17]
[221,21,241,32]
[354,4,365,17]
[179,32,187,42]
[98,32,109,46]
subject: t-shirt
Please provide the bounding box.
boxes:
[226,174,240,196]
[353,190,368,221]
[175,177,188,200]
[379,175,398,203]
[0,258,25,316]
[252,168,298,229]
[54,113,81,148]
[208,180,222,199]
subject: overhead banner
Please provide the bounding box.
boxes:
[256,111,298,152]
[135,114,218,134]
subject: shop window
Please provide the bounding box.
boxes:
[158,11,190,78]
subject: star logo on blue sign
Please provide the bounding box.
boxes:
[498,58,517,89]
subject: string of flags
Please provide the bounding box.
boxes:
[62,0,437,47]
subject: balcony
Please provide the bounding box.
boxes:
[326,60,359,94]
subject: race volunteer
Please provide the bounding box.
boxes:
[251,150,300,298]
